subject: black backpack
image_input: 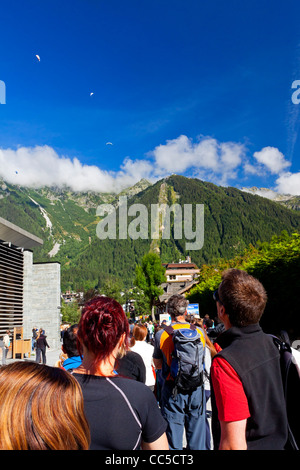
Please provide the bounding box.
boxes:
[163,323,205,397]
[271,332,300,450]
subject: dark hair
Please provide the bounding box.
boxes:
[218,269,267,327]
[77,296,129,364]
[205,318,214,328]
[63,324,79,357]
[167,294,189,319]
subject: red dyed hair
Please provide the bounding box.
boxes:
[77,296,129,363]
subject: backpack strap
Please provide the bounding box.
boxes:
[163,323,197,334]
[270,334,299,450]
[163,324,174,336]
[163,323,204,346]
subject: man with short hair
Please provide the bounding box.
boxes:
[153,294,206,450]
[210,268,288,450]
[62,324,82,372]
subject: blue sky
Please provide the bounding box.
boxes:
[0,0,300,194]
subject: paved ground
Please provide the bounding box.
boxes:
[3,346,63,367]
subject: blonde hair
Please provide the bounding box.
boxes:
[0,362,90,450]
[36,328,44,340]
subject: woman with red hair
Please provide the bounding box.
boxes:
[130,323,156,391]
[73,296,168,450]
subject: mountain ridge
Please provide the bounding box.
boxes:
[240,186,300,210]
[1,175,300,291]
[62,174,300,290]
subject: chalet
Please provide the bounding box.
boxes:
[157,256,200,310]
[61,291,84,303]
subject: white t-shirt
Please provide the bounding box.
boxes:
[204,345,212,391]
[3,334,10,348]
[291,347,300,374]
[130,340,155,387]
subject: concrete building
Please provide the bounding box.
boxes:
[0,217,61,353]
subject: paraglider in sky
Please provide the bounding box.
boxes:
[90,92,94,96]
[36,54,40,61]
[106,142,113,146]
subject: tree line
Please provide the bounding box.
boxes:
[186,231,300,340]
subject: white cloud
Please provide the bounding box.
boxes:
[0,138,298,195]
[220,142,244,169]
[253,147,291,175]
[0,145,118,192]
[116,157,155,186]
[150,135,245,185]
[241,187,280,200]
[275,172,300,195]
[243,162,265,176]
[151,135,201,173]
[244,146,300,195]
[0,136,247,192]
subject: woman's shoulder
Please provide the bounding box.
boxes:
[75,373,153,401]
[109,375,153,396]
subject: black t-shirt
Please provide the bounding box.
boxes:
[73,373,167,450]
[115,350,146,383]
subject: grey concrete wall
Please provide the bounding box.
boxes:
[23,251,61,349]
[23,250,33,342]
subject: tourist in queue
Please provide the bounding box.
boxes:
[130,323,156,391]
[60,324,82,372]
[73,295,169,450]
[0,361,90,450]
[210,269,288,450]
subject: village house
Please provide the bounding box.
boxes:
[156,256,200,314]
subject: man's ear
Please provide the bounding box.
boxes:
[218,304,226,321]
[218,304,231,329]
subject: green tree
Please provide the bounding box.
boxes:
[130,286,150,317]
[100,275,124,304]
[134,252,166,320]
[186,231,300,339]
[61,301,81,324]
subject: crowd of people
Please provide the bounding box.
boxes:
[0,268,297,450]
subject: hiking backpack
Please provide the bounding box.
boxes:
[271,332,300,450]
[163,323,205,396]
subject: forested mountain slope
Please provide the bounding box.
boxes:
[1,175,299,291]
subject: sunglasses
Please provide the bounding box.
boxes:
[213,289,222,305]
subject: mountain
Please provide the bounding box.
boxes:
[241,187,300,211]
[0,177,151,262]
[56,175,300,290]
[1,175,300,291]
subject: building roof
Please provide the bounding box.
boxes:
[159,279,199,303]
[0,216,43,249]
[163,263,199,269]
